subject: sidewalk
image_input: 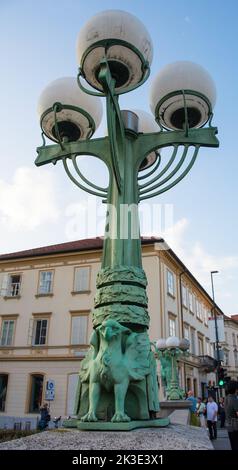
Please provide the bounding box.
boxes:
[211,427,231,450]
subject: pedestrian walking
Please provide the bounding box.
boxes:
[207,395,218,440]
[196,397,206,428]
[186,390,199,426]
[224,381,238,451]
[218,397,226,428]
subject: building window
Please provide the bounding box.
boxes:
[225,332,228,343]
[182,285,187,307]
[73,267,90,293]
[28,374,44,413]
[0,374,8,412]
[0,320,15,346]
[167,270,175,296]
[188,292,194,313]
[190,328,196,355]
[38,271,53,295]
[32,319,48,346]
[200,305,205,323]
[196,299,202,320]
[234,350,238,368]
[71,315,88,345]
[206,340,210,356]
[184,325,190,351]
[67,374,78,416]
[232,333,236,346]
[169,317,176,337]
[204,309,208,326]
[1,274,22,297]
[184,325,190,341]
[198,336,204,355]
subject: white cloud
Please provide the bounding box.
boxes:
[0,167,60,230]
[161,217,238,313]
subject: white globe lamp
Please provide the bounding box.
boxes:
[166,336,180,348]
[150,61,216,131]
[156,338,167,350]
[76,10,153,92]
[38,77,103,143]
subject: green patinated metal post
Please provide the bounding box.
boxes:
[35,56,219,430]
[155,347,188,401]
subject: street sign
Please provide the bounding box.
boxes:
[46,380,55,390]
[45,379,55,400]
[45,389,55,400]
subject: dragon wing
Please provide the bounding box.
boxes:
[125,331,151,381]
[79,329,99,383]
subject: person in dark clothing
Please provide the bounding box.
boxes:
[224,381,238,451]
[218,397,226,428]
[38,403,51,430]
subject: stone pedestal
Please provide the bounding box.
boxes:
[158,400,192,424]
[63,417,170,431]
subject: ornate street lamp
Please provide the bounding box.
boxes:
[154,337,190,400]
[35,10,219,430]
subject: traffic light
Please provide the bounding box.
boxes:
[218,367,225,387]
[218,367,228,387]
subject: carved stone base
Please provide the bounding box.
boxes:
[63,417,170,431]
[93,266,149,327]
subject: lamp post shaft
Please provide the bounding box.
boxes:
[36,45,219,429]
[210,272,220,394]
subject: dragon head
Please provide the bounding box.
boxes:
[98,319,130,342]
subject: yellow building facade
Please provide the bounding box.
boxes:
[0,237,222,429]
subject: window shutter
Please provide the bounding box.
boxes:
[0,321,8,346]
[0,275,9,297]
[27,319,34,345]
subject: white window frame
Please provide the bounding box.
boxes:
[71,315,88,345]
[169,317,176,337]
[188,292,194,313]
[38,271,53,295]
[7,274,22,297]
[190,328,196,355]
[196,299,202,320]
[32,319,48,346]
[167,270,175,297]
[0,319,15,346]
[206,339,210,356]
[184,325,190,342]
[234,350,238,368]
[182,285,188,308]
[198,336,204,356]
[73,267,90,293]
[232,333,236,346]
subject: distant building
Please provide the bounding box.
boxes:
[0,237,222,429]
[223,314,238,381]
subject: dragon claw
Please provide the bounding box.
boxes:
[81,411,98,422]
[111,412,131,423]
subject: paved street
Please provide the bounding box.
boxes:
[211,427,231,450]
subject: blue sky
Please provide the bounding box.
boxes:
[0,0,238,314]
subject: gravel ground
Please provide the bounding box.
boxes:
[0,425,213,450]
